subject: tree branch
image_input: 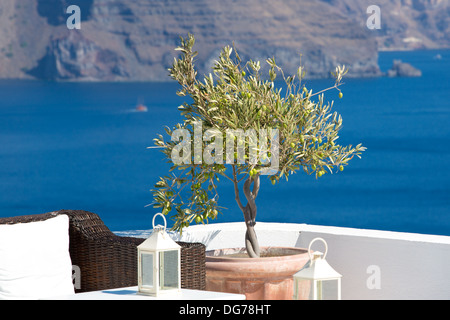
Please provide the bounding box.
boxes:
[252,174,260,199]
[232,165,245,212]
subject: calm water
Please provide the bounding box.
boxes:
[1,50,449,235]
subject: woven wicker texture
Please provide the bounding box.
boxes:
[0,210,206,293]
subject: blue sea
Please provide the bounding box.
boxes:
[1,50,449,236]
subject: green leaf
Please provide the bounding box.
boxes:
[152,34,365,234]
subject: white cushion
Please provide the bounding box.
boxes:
[0,215,75,299]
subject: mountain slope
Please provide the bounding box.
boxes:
[0,0,448,81]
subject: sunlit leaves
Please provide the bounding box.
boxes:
[151,34,366,232]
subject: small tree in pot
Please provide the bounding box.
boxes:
[151,34,365,258]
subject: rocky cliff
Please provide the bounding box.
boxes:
[0,0,448,82]
[321,0,450,51]
[386,59,423,77]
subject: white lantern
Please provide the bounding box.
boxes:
[293,238,342,300]
[137,213,181,296]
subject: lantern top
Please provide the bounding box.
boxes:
[294,238,342,281]
[137,213,181,251]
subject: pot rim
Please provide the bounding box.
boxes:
[206,246,309,262]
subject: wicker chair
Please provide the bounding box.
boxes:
[0,209,206,293]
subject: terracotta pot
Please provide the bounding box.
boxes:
[205,247,310,300]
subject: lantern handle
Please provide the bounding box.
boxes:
[308,237,328,260]
[152,213,167,231]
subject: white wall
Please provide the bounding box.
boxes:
[177,222,450,300]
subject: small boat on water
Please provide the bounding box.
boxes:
[136,104,148,112]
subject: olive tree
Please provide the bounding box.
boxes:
[151,34,365,258]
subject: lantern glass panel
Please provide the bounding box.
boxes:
[317,279,340,300]
[159,250,179,290]
[294,279,312,300]
[141,252,154,288]
[294,279,340,300]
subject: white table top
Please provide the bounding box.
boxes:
[47,286,246,300]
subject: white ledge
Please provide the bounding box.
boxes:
[175,221,450,300]
[116,222,450,299]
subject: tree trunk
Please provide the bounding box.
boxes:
[242,175,261,258]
